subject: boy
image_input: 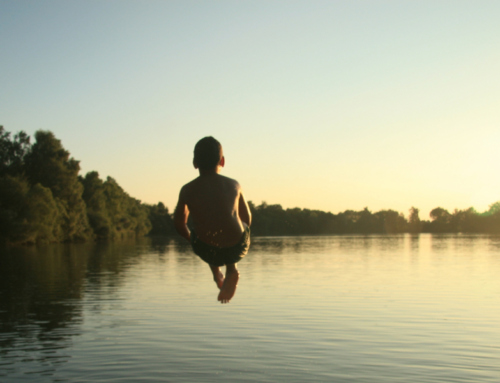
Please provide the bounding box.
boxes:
[174,137,251,304]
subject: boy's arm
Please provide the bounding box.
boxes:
[174,187,191,242]
[238,191,252,227]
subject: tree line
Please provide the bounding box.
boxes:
[247,202,500,236]
[0,126,169,244]
[1,127,498,244]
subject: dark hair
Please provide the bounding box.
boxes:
[194,136,223,170]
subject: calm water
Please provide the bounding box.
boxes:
[1,234,499,382]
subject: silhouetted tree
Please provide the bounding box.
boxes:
[94,176,152,239]
[0,126,31,177]
[427,207,453,232]
[484,201,500,233]
[376,210,407,233]
[356,207,383,233]
[24,131,92,241]
[0,127,155,244]
[408,207,422,233]
[80,171,113,239]
[147,202,174,236]
[0,175,60,244]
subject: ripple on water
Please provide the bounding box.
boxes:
[1,235,499,382]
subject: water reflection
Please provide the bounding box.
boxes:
[0,245,85,376]
[1,234,499,382]
[249,234,410,256]
[0,240,168,377]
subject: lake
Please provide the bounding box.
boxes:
[1,234,499,382]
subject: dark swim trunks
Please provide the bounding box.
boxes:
[190,226,250,267]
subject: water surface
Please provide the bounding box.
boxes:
[1,234,499,382]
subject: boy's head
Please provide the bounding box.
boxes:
[193,136,223,170]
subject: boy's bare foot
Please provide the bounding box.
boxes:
[218,264,239,304]
[209,265,224,289]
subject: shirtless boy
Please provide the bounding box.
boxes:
[174,137,252,304]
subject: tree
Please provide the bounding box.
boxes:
[148,202,174,236]
[488,201,500,214]
[0,128,155,243]
[24,131,92,241]
[98,176,152,239]
[428,207,452,232]
[355,207,383,233]
[80,171,113,239]
[376,210,407,233]
[408,207,422,233]
[0,175,61,244]
[0,126,31,177]
[485,201,500,233]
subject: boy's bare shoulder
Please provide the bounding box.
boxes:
[189,174,241,187]
[179,178,198,197]
[180,175,241,201]
[218,174,241,187]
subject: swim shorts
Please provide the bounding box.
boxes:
[190,226,250,267]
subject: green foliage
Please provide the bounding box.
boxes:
[250,202,409,235]
[24,131,92,242]
[0,127,155,244]
[80,172,152,240]
[102,176,151,238]
[408,207,422,233]
[0,126,31,177]
[80,171,113,239]
[375,210,408,233]
[250,202,500,236]
[0,175,61,244]
[488,201,500,214]
[426,207,454,232]
[28,183,63,241]
[147,202,174,236]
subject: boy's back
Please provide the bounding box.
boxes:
[178,173,248,247]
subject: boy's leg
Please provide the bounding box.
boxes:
[218,263,239,304]
[209,264,224,289]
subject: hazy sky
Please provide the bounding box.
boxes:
[1,1,499,218]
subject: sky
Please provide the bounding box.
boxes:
[1,1,499,219]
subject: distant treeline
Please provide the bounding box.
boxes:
[248,202,500,236]
[1,127,499,245]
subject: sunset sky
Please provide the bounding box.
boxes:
[1,1,499,218]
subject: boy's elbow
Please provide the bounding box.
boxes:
[242,210,252,227]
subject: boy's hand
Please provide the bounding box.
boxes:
[238,192,252,227]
